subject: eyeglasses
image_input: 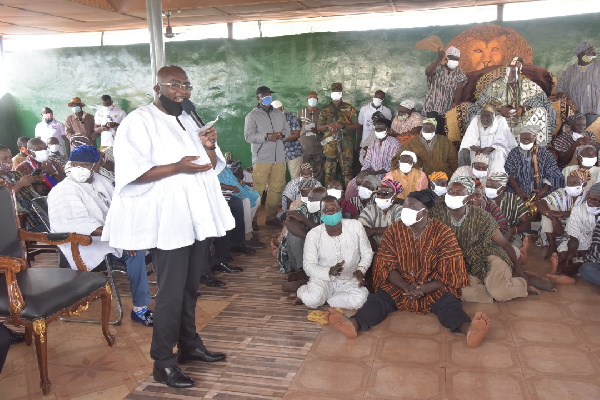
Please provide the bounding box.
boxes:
[158,82,194,92]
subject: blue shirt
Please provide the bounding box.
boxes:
[217,166,260,207]
[283,111,303,161]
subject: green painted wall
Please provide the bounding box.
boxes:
[2,13,600,165]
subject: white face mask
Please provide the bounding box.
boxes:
[572,132,583,141]
[48,144,61,153]
[327,188,342,200]
[445,194,468,210]
[397,114,408,122]
[565,185,583,197]
[301,196,308,203]
[447,60,459,69]
[520,142,534,151]
[358,186,373,200]
[69,166,92,183]
[582,157,597,167]
[399,162,413,174]
[33,149,49,162]
[375,196,394,210]
[372,97,383,107]
[307,200,321,214]
[485,187,501,199]
[401,207,425,226]
[307,98,318,107]
[422,130,435,141]
[375,130,387,140]
[586,203,600,215]
[472,168,488,179]
[331,91,343,101]
[432,183,447,196]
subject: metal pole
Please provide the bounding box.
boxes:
[227,22,233,39]
[497,4,504,22]
[146,0,165,85]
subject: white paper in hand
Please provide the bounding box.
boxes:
[198,115,219,133]
[305,122,315,136]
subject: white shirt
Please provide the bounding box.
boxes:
[34,119,66,154]
[303,219,373,282]
[49,174,121,270]
[358,103,392,147]
[560,202,599,252]
[94,105,127,147]
[102,104,235,251]
[460,115,517,172]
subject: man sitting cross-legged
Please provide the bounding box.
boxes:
[327,189,490,348]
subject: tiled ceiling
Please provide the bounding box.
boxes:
[0,0,537,35]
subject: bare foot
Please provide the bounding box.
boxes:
[527,285,541,295]
[545,273,576,284]
[326,307,358,339]
[519,236,530,264]
[466,312,489,348]
[549,252,559,273]
[526,273,557,292]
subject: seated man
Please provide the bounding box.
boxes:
[579,222,600,288]
[358,179,403,249]
[348,174,377,213]
[469,181,510,239]
[537,170,587,259]
[327,180,359,218]
[430,176,553,302]
[451,153,490,187]
[327,189,490,348]
[280,163,321,219]
[11,136,29,170]
[295,195,373,309]
[400,118,458,176]
[382,150,428,202]
[563,144,600,191]
[16,137,66,193]
[553,113,596,168]
[505,127,564,202]
[390,99,422,146]
[547,182,600,284]
[47,137,68,167]
[48,145,154,326]
[458,103,516,172]
[429,171,448,202]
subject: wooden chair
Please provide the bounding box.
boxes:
[0,180,115,395]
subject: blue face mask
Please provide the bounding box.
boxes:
[261,96,273,106]
[321,211,342,226]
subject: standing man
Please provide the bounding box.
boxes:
[244,86,291,227]
[272,100,303,180]
[298,91,323,181]
[35,107,69,155]
[423,46,467,135]
[103,66,234,388]
[357,90,392,163]
[94,94,127,150]
[65,97,97,146]
[317,82,360,187]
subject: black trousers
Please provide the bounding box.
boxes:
[214,196,245,264]
[0,324,10,374]
[352,289,471,333]
[150,240,209,368]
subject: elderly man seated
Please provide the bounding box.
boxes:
[451,153,490,187]
[294,195,373,309]
[430,176,554,302]
[553,113,597,168]
[48,146,154,326]
[358,179,403,249]
[382,150,428,202]
[348,174,377,213]
[279,163,321,219]
[326,180,359,218]
[327,189,490,348]
[563,145,600,191]
[16,137,66,193]
[429,171,449,202]
[458,103,516,172]
[47,137,68,167]
[390,99,422,145]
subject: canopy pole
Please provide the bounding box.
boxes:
[497,4,504,22]
[146,0,165,85]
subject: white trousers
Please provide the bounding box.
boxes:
[297,277,369,309]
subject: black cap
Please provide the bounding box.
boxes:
[41,107,53,114]
[256,86,274,96]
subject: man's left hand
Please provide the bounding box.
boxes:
[353,270,365,287]
[199,127,217,147]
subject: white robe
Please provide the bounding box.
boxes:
[460,115,516,172]
[102,104,235,251]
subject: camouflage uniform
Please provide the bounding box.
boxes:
[319,83,358,186]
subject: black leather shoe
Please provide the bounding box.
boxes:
[230,245,255,254]
[212,261,243,274]
[0,324,25,344]
[153,365,195,388]
[177,346,227,364]
[200,274,225,287]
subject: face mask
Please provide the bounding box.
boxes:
[327,189,342,199]
[301,196,308,203]
[447,60,459,69]
[44,117,53,123]
[397,114,408,122]
[586,203,600,215]
[358,186,373,199]
[572,132,583,141]
[422,130,435,141]
[399,162,413,174]
[49,144,61,153]
[307,200,321,214]
[69,166,92,183]
[375,130,387,140]
[372,97,383,107]
[485,187,501,199]
[582,55,597,63]
[321,211,342,226]
[331,92,343,101]
[472,168,488,179]
[102,105,112,113]
[445,194,468,210]
[582,157,597,167]
[565,185,583,197]
[159,94,183,116]
[71,106,82,113]
[375,197,394,210]
[432,183,447,196]
[308,98,318,107]
[261,95,273,106]
[520,142,534,151]
[33,149,49,162]
[0,161,12,173]
[401,207,424,226]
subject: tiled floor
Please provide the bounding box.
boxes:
[3,226,600,399]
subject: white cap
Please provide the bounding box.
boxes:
[271,100,283,108]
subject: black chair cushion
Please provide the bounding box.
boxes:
[0,186,23,258]
[0,268,108,321]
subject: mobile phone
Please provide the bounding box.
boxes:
[31,168,43,176]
